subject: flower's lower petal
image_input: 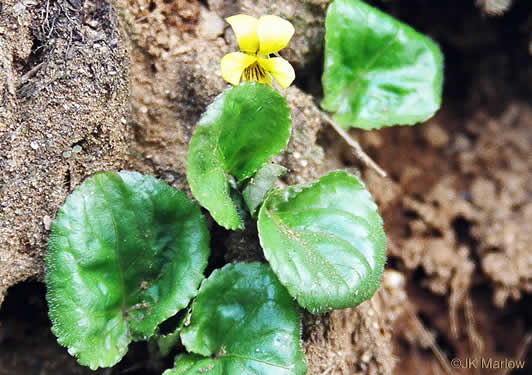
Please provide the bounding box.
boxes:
[221,52,257,86]
[257,15,295,55]
[259,57,295,88]
[226,15,259,53]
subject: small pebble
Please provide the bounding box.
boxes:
[43,215,52,230]
[382,270,406,289]
[199,11,224,40]
[423,123,449,148]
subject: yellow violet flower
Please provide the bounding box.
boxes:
[221,15,296,88]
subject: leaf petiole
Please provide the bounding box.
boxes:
[320,111,387,177]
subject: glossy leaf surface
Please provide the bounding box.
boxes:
[46,171,210,369]
[322,0,443,130]
[163,354,210,374]
[187,83,292,230]
[176,262,307,375]
[258,171,386,313]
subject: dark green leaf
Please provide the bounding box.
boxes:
[322,0,443,130]
[258,171,386,313]
[176,262,307,375]
[46,171,210,369]
[187,83,292,230]
[243,163,287,217]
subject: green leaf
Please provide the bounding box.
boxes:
[187,83,292,230]
[177,262,307,375]
[154,328,182,358]
[151,310,190,357]
[322,0,443,130]
[257,171,386,313]
[242,163,287,217]
[46,171,210,369]
[163,354,212,375]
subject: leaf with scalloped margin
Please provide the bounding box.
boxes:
[258,171,386,313]
[168,262,307,375]
[46,171,210,369]
[322,0,443,130]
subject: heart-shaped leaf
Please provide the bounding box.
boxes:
[187,83,292,230]
[322,0,443,130]
[258,171,386,313]
[175,262,307,375]
[46,171,210,369]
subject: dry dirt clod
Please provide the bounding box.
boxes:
[304,270,407,375]
[0,0,130,305]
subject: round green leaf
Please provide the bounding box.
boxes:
[322,0,443,130]
[46,171,210,369]
[178,262,307,375]
[257,171,387,313]
[187,83,292,230]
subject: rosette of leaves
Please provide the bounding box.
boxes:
[322,0,443,129]
[257,171,386,313]
[164,262,307,375]
[46,171,210,369]
[187,83,292,230]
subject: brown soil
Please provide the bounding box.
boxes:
[1,0,531,375]
[0,0,129,305]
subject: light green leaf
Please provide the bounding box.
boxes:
[322,0,443,130]
[187,83,292,230]
[258,171,386,313]
[46,171,210,369]
[242,163,287,217]
[176,262,307,375]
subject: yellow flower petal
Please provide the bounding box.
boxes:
[221,52,257,86]
[258,57,295,88]
[226,15,259,53]
[257,15,295,55]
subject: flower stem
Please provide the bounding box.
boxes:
[320,113,387,177]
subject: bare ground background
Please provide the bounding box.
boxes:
[0,0,531,374]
